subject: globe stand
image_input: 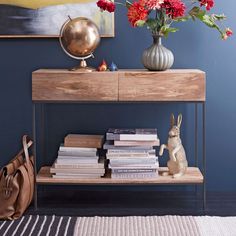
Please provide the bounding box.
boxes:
[69,59,95,72]
[59,17,100,73]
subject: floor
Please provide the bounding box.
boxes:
[26,187,236,216]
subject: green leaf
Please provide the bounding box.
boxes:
[211,14,227,21]
[125,0,132,8]
[189,6,206,19]
[173,16,190,22]
[146,18,159,31]
[188,6,225,38]
[201,15,215,27]
[160,26,179,38]
[136,20,146,27]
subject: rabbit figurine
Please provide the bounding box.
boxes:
[159,114,188,178]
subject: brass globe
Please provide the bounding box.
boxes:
[59,17,100,71]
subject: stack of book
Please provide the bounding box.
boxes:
[104,128,160,179]
[50,134,105,179]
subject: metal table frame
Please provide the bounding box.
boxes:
[32,101,206,211]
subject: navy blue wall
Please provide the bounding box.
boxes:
[0,0,235,191]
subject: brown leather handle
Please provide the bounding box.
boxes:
[22,135,33,167]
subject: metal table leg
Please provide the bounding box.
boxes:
[203,102,206,211]
[33,103,38,211]
[194,103,198,197]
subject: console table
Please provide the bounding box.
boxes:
[32,69,206,210]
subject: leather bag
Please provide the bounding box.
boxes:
[0,135,34,220]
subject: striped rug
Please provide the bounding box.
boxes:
[0,215,76,236]
[1,215,236,236]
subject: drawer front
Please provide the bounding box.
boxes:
[32,71,119,102]
[119,71,206,102]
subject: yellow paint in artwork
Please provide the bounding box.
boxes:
[0,0,94,9]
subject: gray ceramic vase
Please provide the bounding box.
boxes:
[142,35,174,71]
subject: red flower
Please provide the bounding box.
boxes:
[200,0,214,11]
[161,0,186,19]
[106,1,116,12]
[127,1,148,27]
[144,0,164,10]
[226,28,233,37]
[222,28,233,40]
[96,0,116,12]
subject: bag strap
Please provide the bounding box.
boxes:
[22,135,33,167]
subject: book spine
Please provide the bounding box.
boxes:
[109,157,157,165]
[111,173,158,179]
[103,144,155,150]
[114,140,160,147]
[107,149,155,154]
[59,146,97,152]
[118,134,158,141]
[54,163,104,168]
[106,154,157,159]
[50,169,105,174]
[58,151,97,157]
[112,169,157,174]
[109,163,159,169]
[56,160,98,164]
[57,155,98,159]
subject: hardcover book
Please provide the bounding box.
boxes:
[57,155,99,160]
[111,172,158,179]
[59,146,97,153]
[103,141,154,150]
[52,174,103,179]
[58,150,97,157]
[107,149,155,154]
[64,134,104,148]
[108,163,159,169]
[109,157,157,165]
[114,140,160,147]
[106,128,158,141]
[111,169,157,174]
[50,167,105,175]
[55,159,98,164]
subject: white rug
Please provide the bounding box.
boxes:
[1,215,236,236]
[74,216,236,236]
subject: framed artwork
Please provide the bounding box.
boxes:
[0,0,114,37]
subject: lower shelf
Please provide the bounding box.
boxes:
[36,167,203,185]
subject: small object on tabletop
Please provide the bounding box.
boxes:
[109,62,118,71]
[97,59,108,71]
[159,114,188,178]
[59,16,100,72]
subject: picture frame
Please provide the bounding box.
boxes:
[0,1,114,38]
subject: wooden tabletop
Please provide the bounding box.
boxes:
[32,69,206,102]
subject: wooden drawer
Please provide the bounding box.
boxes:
[32,69,119,102]
[118,70,206,102]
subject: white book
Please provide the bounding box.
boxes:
[58,151,97,157]
[106,128,158,141]
[54,163,104,169]
[52,175,102,179]
[109,157,158,165]
[107,149,155,154]
[50,168,105,174]
[57,155,99,160]
[103,141,153,150]
[109,163,159,170]
[59,145,97,153]
[107,154,156,159]
[56,159,98,164]
[111,172,159,179]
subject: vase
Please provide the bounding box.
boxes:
[142,35,174,71]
